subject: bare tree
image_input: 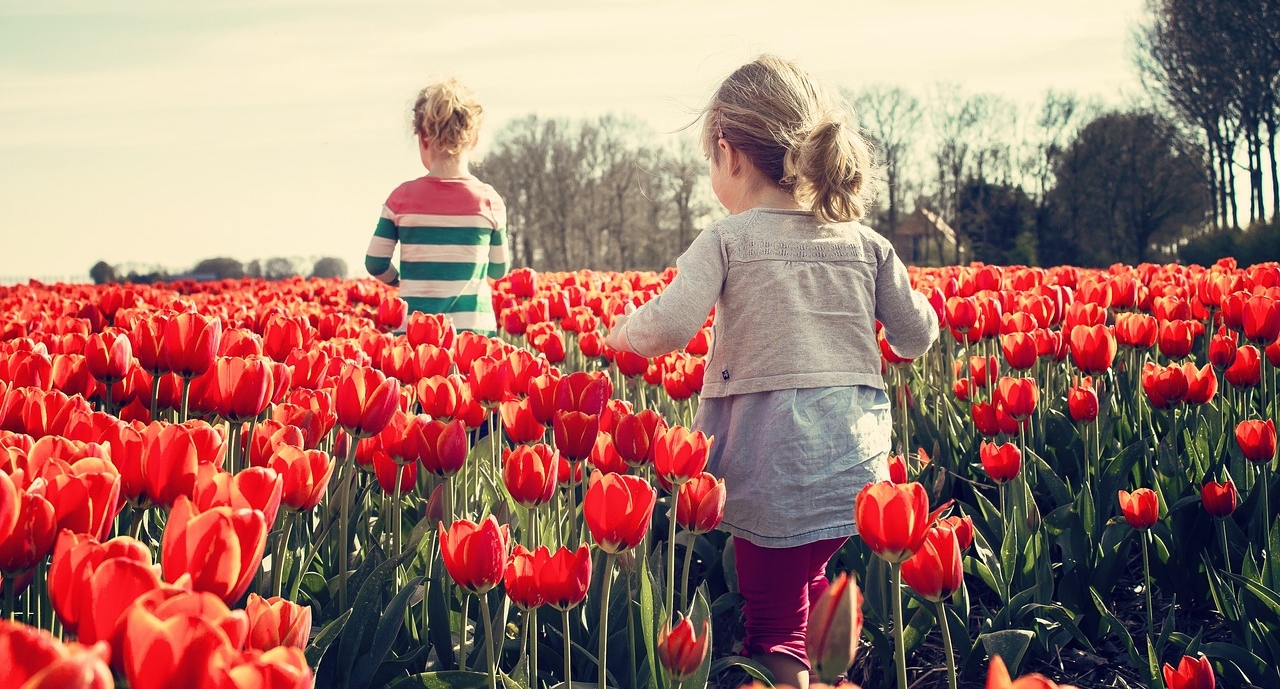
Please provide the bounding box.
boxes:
[847,85,922,237]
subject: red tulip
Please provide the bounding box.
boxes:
[980,441,1021,484]
[194,466,284,528]
[406,312,456,350]
[1069,324,1116,373]
[1000,332,1038,371]
[48,530,157,640]
[85,330,133,385]
[1163,653,1215,689]
[439,516,511,594]
[1242,294,1280,344]
[468,356,513,408]
[1114,312,1157,349]
[499,398,545,445]
[971,401,1000,438]
[0,619,114,689]
[996,377,1037,421]
[805,571,862,684]
[406,417,469,477]
[245,593,312,651]
[887,453,908,483]
[584,471,656,553]
[129,313,171,375]
[501,444,558,508]
[162,495,268,603]
[119,596,241,689]
[653,426,712,488]
[1224,345,1261,388]
[1235,419,1277,464]
[0,490,56,580]
[262,314,312,363]
[140,423,201,508]
[269,446,334,512]
[1182,362,1217,405]
[1142,362,1188,410]
[375,297,408,332]
[1208,327,1238,370]
[901,525,964,602]
[945,296,980,333]
[553,410,599,462]
[676,472,726,534]
[416,375,461,421]
[217,645,313,689]
[1157,319,1196,360]
[504,545,545,610]
[614,409,668,468]
[1201,480,1237,518]
[42,456,122,541]
[554,371,611,416]
[335,365,400,438]
[1067,378,1098,423]
[0,469,15,548]
[245,421,306,468]
[615,349,651,378]
[936,514,974,550]
[657,616,710,682]
[1118,488,1159,530]
[854,481,930,563]
[213,356,274,423]
[539,544,592,611]
[579,331,606,358]
[161,312,222,378]
[373,450,418,496]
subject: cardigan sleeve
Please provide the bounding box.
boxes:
[622,225,725,358]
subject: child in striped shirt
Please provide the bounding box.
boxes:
[365,78,510,334]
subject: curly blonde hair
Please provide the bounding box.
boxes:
[412,78,484,156]
[702,55,881,224]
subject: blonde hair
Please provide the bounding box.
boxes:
[701,55,880,223]
[412,78,484,156]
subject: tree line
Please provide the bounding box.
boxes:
[88,256,349,285]
[471,1,1278,271]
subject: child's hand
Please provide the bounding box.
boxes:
[605,303,637,352]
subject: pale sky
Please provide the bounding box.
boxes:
[0,0,1147,283]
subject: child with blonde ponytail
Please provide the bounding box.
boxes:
[606,55,938,688]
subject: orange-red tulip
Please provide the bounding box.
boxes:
[1118,488,1159,530]
[161,312,222,378]
[502,444,558,508]
[996,377,1037,421]
[985,654,1078,688]
[440,516,511,595]
[334,365,400,438]
[0,619,114,689]
[0,489,56,580]
[901,525,964,602]
[653,426,711,488]
[854,481,930,563]
[1235,418,1277,464]
[48,530,157,641]
[504,545,545,610]
[1201,480,1237,518]
[161,496,268,604]
[584,470,656,554]
[675,472,726,534]
[1163,653,1215,689]
[657,616,710,682]
[980,441,1021,484]
[806,571,862,684]
[269,446,334,512]
[539,544,592,611]
[1068,324,1116,374]
[245,593,312,651]
[1224,345,1261,388]
[405,416,469,478]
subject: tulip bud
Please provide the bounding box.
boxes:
[806,572,863,684]
[657,616,710,682]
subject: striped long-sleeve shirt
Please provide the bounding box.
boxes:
[365,175,509,334]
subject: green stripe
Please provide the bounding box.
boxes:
[400,226,492,246]
[365,255,392,275]
[404,294,489,313]
[489,227,507,245]
[400,261,485,281]
[487,261,507,280]
[373,217,398,239]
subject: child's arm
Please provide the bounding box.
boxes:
[365,205,400,285]
[486,195,510,280]
[608,226,724,357]
[875,246,938,359]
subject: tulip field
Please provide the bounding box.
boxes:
[0,259,1278,689]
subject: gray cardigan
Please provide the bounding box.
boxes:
[621,208,938,398]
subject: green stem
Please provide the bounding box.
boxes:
[529,607,540,689]
[680,530,694,612]
[936,600,957,689]
[562,607,573,689]
[570,464,581,547]
[338,437,357,612]
[892,562,907,689]
[1141,530,1154,643]
[274,512,295,598]
[149,373,160,422]
[4,577,13,622]
[1218,517,1231,577]
[459,592,471,672]
[665,492,679,618]
[130,506,147,541]
[179,376,191,423]
[480,594,498,689]
[599,553,616,689]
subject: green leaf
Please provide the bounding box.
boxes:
[1225,572,1280,618]
[682,586,715,689]
[306,609,352,667]
[428,575,457,670]
[386,670,492,689]
[978,629,1034,676]
[708,656,775,686]
[350,576,427,688]
[637,553,663,689]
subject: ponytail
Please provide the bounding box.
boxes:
[788,111,879,224]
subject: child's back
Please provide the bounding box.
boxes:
[365,77,508,334]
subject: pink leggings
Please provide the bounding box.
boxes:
[733,536,849,668]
